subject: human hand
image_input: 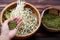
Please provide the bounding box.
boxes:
[0,17,22,40]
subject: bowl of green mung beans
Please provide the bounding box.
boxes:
[42,7,60,32]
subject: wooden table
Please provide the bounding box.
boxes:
[0,0,60,40]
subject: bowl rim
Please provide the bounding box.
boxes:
[41,7,60,32]
[0,2,41,37]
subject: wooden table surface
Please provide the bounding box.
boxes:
[0,0,60,40]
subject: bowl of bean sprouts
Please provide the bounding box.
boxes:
[0,2,41,38]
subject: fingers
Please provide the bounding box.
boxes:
[16,20,22,30]
[14,17,22,29]
[15,17,22,29]
[4,17,22,24]
[17,18,22,24]
[4,17,17,24]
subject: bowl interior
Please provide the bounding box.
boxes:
[44,8,60,16]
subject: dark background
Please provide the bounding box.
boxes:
[0,0,60,40]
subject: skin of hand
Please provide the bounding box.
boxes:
[0,17,22,40]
